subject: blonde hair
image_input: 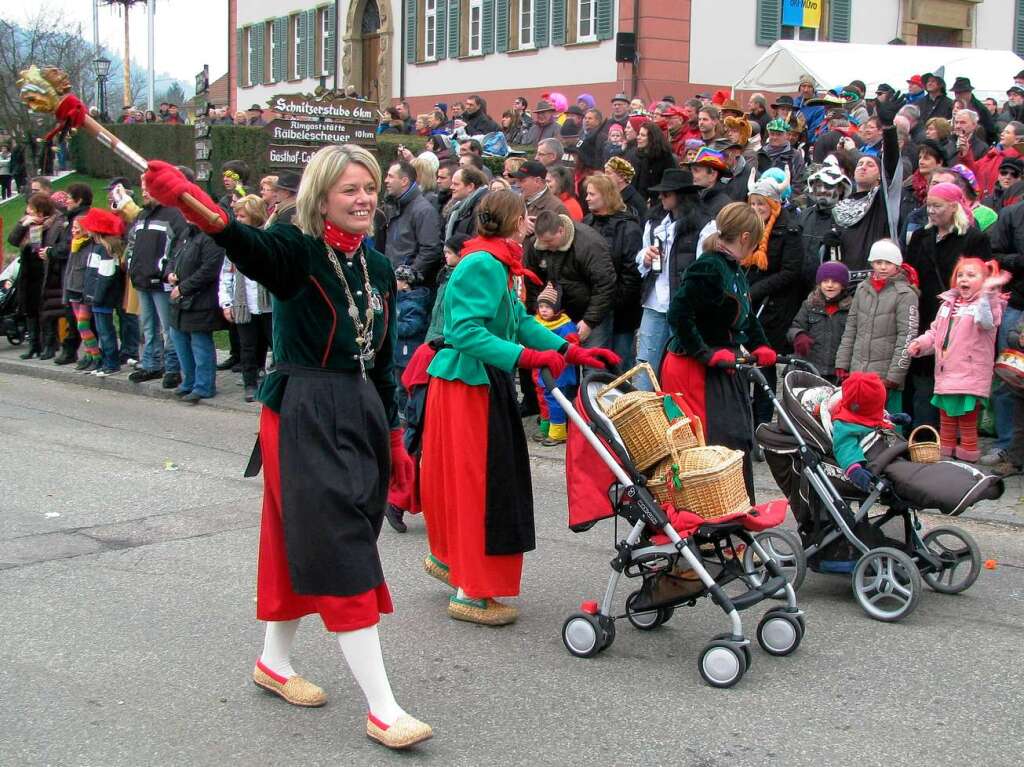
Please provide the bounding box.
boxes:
[704,202,764,253]
[489,176,512,192]
[411,155,438,192]
[926,117,951,140]
[584,173,625,214]
[504,156,526,175]
[233,194,269,227]
[296,144,381,238]
[93,233,125,263]
[476,190,526,238]
[259,175,279,189]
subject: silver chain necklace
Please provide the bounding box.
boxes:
[323,241,375,378]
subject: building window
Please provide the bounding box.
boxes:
[577,0,596,43]
[519,0,534,48]
[240,26,251,87]
[290,14,300,79]
[469,0,483,55]
[318,6,331,76]
[425,0,437,60]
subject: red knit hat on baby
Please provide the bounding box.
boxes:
[831,372,890,429]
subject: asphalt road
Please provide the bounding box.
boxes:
[2,375,1023,767]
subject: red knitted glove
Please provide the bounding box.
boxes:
[707,348,737,368]
[55,94,88,129]
[792,333,814,357]
[751,345,777,367]
[518,348,567,379]
[388,429,414,499]
[565,345,621,370]
[835,368,849,382]
[143,160,228,233]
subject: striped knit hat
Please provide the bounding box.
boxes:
[537,282,562,311]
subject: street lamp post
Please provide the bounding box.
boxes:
[94,56,111,122]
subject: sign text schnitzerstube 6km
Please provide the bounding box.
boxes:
[264,93,378,168]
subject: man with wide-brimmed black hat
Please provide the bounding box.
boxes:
[522,99,560,145]
[246,103,267,126]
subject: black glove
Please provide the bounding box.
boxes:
[888,413,912,426]
[846,464,876,493]
[875,92,906,127]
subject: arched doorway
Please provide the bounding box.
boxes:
[342,0,393,106]
[360,0,381,102]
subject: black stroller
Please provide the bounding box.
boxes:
[555,367,806,688]
[0,259,26,346]
[753,360,1002,622]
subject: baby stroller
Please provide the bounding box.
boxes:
[754,360,1002,622]
[552,366,807,689]
[0,259,26,346]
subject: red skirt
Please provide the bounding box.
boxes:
[420,378,524,598]
[256,408,393,632]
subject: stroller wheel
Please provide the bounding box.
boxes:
[698,641,747,688]
[852,547,922,622]
[921,526,981,595]
[7,333,23,346]
[742,529,807,598]
[756,610,803,656]
[562,613,602,658]
[625,591,671,631]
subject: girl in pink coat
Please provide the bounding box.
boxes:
[908,257,1011,461]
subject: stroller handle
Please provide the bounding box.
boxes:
[732,354,821,377]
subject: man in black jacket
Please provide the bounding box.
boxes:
[523,211,617,347]
[126,175,189,388]
[918,75,954,123]
[461,95,500,135]
[383,161,443,286]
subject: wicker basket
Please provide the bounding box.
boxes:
[645,455,686,508]
[600,363,671,470]
[908,425,941,463]
[667,415,704,453]
[675,446,752,520]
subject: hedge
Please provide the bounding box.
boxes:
[71,125,514,191]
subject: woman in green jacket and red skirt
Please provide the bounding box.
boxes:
[419,191,619,626]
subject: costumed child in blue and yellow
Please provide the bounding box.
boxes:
[419,190,619,627]
[142,146,432,750]
[532,282,580,446]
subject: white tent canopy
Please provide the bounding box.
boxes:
[734,41,1024,102]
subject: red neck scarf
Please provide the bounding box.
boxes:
[323,219,365,253]
[462,236,543,285]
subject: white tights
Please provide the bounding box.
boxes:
[260,620,405,724]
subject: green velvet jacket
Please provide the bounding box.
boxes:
[213,221,399,426]
[427,250,568,385]
[666,249,769,360]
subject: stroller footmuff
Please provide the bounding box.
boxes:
[559,368,807,688]
[755,366,996,622]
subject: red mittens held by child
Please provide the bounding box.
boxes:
[792,333,814,358]
[706,348,736,368]
[143,160,228,234]
[751,345,777,367]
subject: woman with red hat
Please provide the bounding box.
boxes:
[79,208,127,376]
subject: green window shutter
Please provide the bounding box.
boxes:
[273,18,286,82]
[483,0,495,54]
[755,0,780,47]
[495,0,508,53]
[296,14,306,78]
[437,0,448,59]
[406,0,417,63]
[536,0,549,48]
[829,0,851,42]
[252,24,264,85]
[1016,0,1024,56]
[448,0,460,57]
[306,10,317,76]
[236,28,244,83]
[596,0,613,41]
[551,0,565,46]
[325,5,336,73]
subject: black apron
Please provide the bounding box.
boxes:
[483,365,536,556]
[247,364,390,596]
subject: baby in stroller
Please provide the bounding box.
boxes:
[755,361,1002,621]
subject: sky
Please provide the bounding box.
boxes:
[14,1,229,86]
